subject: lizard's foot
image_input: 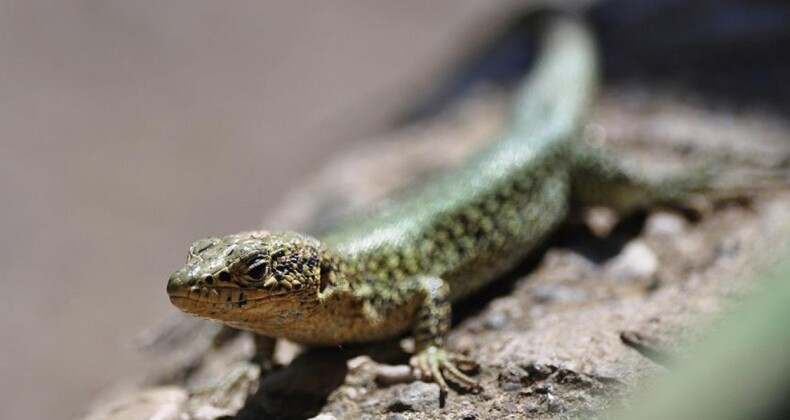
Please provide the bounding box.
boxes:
[410,346,482,404]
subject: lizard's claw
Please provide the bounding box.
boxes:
[410,346,481,405]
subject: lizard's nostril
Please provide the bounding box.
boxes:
[204,275,214,285]
[187,277,197,286]
[218,271,231,283]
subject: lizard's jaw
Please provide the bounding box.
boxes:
[168,269,280,319]
[168,289,321,337]
[167,268,318,329]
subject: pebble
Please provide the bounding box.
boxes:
[483,311,509,329]
[275,339,301,365]
[585,206,619,236]
[361,398,380,408]
[387,382,440,412]
[309,415,338,420]
[675,232,711,264]
[606,241,658,280]
[548,399,568,414]
[341,386,361,399]
[347,355,373,370]
[500,401,519,414]
[645,211,687,236]
[525,402,539,413]
[715,236,740,257]
[532,285,590,303]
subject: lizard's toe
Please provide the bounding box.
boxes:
[410,346,482,401]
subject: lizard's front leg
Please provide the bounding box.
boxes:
[251,334,277,370]
[408,276,481,404]
[188,332,276,411]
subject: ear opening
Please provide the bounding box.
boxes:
[319,264,330,293]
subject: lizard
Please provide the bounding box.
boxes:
[166,15,712,403]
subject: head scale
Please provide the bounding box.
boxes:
[167,231,329,330]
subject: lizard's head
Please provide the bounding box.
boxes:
[167,230,330,331]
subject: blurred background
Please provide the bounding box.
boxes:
[0,1,524,418]
[2,0,789,418]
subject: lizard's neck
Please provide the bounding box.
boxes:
[248,247,419,345]
[224,246,398,345]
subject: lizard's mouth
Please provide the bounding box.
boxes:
[169,285,286,306]
[167,278,292,319]
[167,283,316,330]
[167,260,314,322]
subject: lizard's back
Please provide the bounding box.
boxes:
[321,18,598,301]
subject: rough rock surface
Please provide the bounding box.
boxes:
[85,86,790,419]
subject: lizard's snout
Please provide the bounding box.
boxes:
[166,268,191,297]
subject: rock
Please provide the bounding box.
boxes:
[525,402,539,413]
[84,386,187,420]
[645,211,687,236]
[483,311,509,330]
[674,231,710,260]
[547,397,568,414]
[309,415,339,420]
[360,398,380,408]
[347,355,373,370]
[501,401,519,413]
[585,206,619,237]
[606,241,658,280]
[275,339,302,365]
[497,361,528,390]
[341,386,361,400]
[386,382,441,412]
[531,285,591,303]
[187,362,260,418]
[714,236,740,258]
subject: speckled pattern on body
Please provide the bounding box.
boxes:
[166,16,711,400]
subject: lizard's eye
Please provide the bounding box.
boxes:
[246,257,269,281]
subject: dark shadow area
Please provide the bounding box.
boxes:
[451,238,551,322]
[232,341,410,420]
[406,1,790,122]
[591,0,790,111]
[557,211,648,264]
[234,348,349,420]
[452,211,650,322]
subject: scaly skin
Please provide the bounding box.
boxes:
[167,16,709,403]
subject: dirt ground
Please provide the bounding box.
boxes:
[84,85,790,419]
